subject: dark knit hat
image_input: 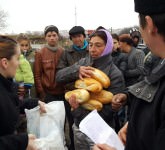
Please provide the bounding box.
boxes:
[134,0,165,15]
[44,25,59,36]
[69,26,86,39]
[129,28,141,39]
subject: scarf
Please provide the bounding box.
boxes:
[73,40,88,51]
[99,29,113,56]
[45,44,58,52]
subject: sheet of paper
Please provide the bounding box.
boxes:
[79,110,124,150]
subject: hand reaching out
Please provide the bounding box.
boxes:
[26,134,37,150]
[68,94,79,110]
[93,144,116,150]
[38,100,46,113]
[118,122,128,145]
[111,93,127,111]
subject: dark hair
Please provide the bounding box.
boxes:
[89,26,107,44]
[95,26,105,31]
[112,33,119,41]
[44,25,59,36]
[119,34,133,46]
[0,35,17,60]
[139,13,165,39]
[69,26,86,40]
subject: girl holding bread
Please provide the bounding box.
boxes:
[56,26,126,150]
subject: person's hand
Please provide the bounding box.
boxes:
[38,101,46,113]
[118,122,128,145]
[111,93,127,111]
[79,66,94,79]
[68,94,79,110]
[93,144,116,150]
[26,134,37,150]
[39,93,46,102]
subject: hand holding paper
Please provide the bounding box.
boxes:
[79,110,124,150]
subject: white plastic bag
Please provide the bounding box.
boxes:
[25,101,67,150]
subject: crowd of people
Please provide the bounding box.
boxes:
[1,0,165,149]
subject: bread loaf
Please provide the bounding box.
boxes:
[81,99,103,111]
[65,89,90,103]
[91,67,110,88]
[75,78,103,93]
[90,90,113,104]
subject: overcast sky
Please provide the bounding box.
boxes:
[1,0,139,34]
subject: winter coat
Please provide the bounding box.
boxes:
[126,59,165,150]
[56,53,125,127]
[23,49,35,71]
[23,49,36,98]
[124,47,145,87]
[57,45,89,68]
[111,50,127,73]
[34,47,64,99]
[15,54,34,84]
[0,74,38,150]
[57,45,89,91]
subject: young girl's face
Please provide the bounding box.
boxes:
[19,40,30,52]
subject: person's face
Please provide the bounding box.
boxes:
[19,40,30,53]
[139,16,155,55]
[132,37,139,46]
[5,47,20,78]
[45,31,59,47]
[71,34,85,48]
[119,41,127,53]
[89,36,106,58]
[112,38,119,51]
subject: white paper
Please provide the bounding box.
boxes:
[79,110,124,150]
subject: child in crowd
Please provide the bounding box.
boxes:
[15,34,34,100]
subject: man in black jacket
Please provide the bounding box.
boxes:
[111,0,165,150]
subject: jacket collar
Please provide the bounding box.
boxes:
[91,53,112,69]
[145,58,165,84]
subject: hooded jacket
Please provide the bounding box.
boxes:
[15,54,34,84]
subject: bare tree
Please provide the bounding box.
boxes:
[0,8,8,31]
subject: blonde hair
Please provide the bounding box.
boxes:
[16,34,32,49]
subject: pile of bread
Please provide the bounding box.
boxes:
[65,67,113,111]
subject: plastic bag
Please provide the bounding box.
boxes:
[25,101,67,150]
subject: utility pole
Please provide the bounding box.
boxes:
[75,6,77,26]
